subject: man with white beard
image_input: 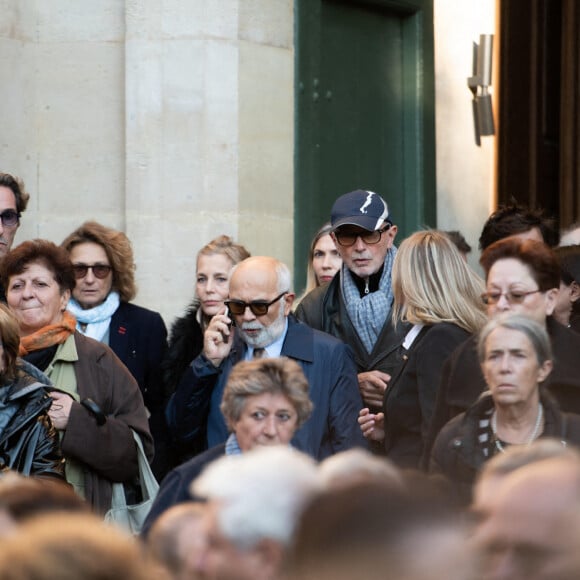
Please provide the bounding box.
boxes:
[166,256,366,460]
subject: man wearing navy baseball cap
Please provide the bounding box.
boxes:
[296,190,407,410]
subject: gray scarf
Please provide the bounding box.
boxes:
[341,247,396,353]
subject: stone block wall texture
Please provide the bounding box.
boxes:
[0,0,294,324]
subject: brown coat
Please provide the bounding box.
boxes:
[59,332,153,513]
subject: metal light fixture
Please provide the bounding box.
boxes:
[468,34,495,146]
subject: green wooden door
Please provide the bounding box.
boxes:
[295,0,435,292]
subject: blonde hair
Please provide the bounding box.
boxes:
[392,229,486,333]
[197,235,250,266]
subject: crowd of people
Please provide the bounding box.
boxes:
[1,171,580,579]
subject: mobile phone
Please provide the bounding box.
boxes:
[223,307,233,343]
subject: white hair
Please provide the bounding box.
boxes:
[318,449,403,489]
[191,446,320,550]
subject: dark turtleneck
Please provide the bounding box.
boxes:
[350,264,385,298]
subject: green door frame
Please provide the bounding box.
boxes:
[294,0,435,292]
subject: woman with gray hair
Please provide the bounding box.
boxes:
[430,313,580,503]
[141,356,313,536]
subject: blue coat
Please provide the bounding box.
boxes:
[166,315,367,460]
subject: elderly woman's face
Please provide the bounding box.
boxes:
[485,258,557,324]
[481,327,552,408]
[232,392,298,452]
[6,261,70,336]
[69,242,113,309]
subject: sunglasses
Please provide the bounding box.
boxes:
[0,209,20,228]
[481,289,541,305]
[334,224,392,247]
[225,291,288,316]
[73,264,113,280]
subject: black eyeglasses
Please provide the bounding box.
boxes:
[73,264,113,280]
[334,224,392,247]
[0,209,20,228]
[225,291,288,316]
[481,289,541,305]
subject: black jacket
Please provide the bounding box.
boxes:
[382,323,471,469]
[426,317,580,459]
[0,360,64,479]
[160,300,204,401]
[295,274,407,387]
[430,391,580,503]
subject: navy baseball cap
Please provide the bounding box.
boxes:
[331,190,391,231]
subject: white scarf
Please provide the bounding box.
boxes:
[67,291,121,342]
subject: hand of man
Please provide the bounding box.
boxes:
[203,307,234,367]
[48,391,74,430]
[357,370,391,408]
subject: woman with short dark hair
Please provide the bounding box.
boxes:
[1,239,152,513]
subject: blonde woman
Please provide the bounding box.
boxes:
[358,230,487,468]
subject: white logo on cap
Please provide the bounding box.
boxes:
[359,192,374,214]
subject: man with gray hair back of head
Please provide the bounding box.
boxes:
[191,446,320,580]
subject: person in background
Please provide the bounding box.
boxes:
[1,239,152,513]
[0,303,64,479]
[296,190,407,411]
[477,204,558,250]
[0,173,30,302]
[358,230,486,468]
[298,222,342,299]
[430,315,580,503]
[61,221,168,478]
[161,234,250,464]
[444,230,472,261]
[553,244,580,332]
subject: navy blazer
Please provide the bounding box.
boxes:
[166,315,367,460]
[109,302,168,411]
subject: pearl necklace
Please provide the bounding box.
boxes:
[491,403,544,454]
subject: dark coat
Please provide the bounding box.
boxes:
[382,323,471,469]
[58,332,153,514]
[430,391,580,503]
[0,360,64,479]
[160,301,204,400]
[295,275,408,384]
[109,301,168,411]
[109,301,168,479]
[166,315,368,461]
[425,317,580,460]
[141,443,225,538]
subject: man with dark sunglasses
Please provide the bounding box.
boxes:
[166,255,367,461]
[296,190,408,412]
[0,173,29,257]
[0,173,30,301]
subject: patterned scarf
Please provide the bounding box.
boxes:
[67,291,120,342]
[19,311,77,356]
[341,247,396,353]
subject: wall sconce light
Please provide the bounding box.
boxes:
[468,34,495,146]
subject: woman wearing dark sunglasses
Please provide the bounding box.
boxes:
[61,221,169,478]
